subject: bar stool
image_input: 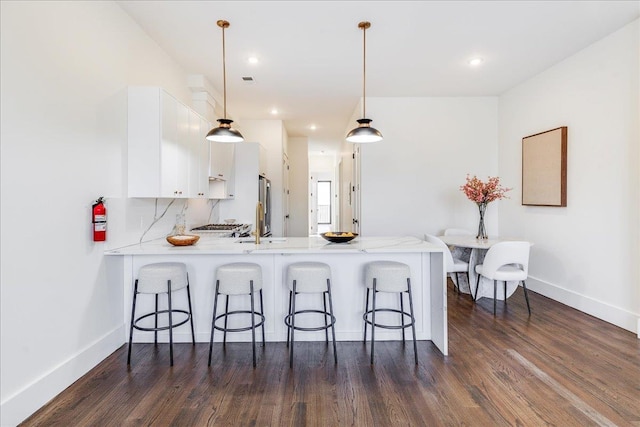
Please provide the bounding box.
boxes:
[127,262,195,366]
[208,262,265,368]
[363,260,418,365]
[284,262,337,367]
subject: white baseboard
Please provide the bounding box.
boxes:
[0,325,125,427]
[527,276,639,337]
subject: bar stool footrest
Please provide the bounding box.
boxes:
[213,310,265,333]
[363,308,414,330]
[133,309,191,332]
[284,309,336,332]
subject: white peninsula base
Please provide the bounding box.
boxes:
[106,236,448,355]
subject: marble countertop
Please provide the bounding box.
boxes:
[105,235,442,256]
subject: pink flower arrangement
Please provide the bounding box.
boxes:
[460,175,511,205]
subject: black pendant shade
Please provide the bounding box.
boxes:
[346,118,383,143]
[206,118,243,143]
[206,20,244,143]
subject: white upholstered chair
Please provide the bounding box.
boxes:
[424,234,469,294]
[474,241,531,315]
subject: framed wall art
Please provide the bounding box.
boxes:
[522,126,567,207]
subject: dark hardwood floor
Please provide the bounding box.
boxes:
[21,282,640,426]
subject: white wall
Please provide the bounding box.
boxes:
[358,97,499,239]
[0,2,203,425]
[498,19,639,333]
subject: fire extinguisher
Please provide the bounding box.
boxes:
[92,197,107,242]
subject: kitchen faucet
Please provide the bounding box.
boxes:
[253,201,264,244]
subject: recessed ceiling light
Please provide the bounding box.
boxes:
[310,124,317,131]
[270,108,278,115]
[469,57,484,67]
[248,56,259,64]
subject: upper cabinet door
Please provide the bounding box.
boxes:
[187,113,210,198]
[128,87,207,199]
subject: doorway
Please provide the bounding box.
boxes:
[317,180,332,233]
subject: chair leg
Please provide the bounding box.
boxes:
[323,292,329,343]
[250,280,256,368]
[400,292,406,343]
[127,280,139,365]
[290,281,296,368]
[522,280,531,315]
[454,272,460,293]
[286,290,292,347]
[208,281,220,366]
[260,289,266,347]
[493,280,497,316]
[327,278,338,364]
[186,282,195,345]
[370,279,377,365]
[154,293,158,345]
[363,288,370,342]
[407,278,418,365]
[223,296,230,346]
[474,274,481,301]
[466,272,471,295]
[504,281,507,306]
[167,280,174,366]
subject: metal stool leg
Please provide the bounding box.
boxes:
[400,292,406,343]
[407,278,418,365]
[260,289,266,347]
[323,293,329,343]
[186,282,195,345]
[208,281,220,366]
[167,280,174,366]
[286,290,292,347]
[290,281,297,368]
[223,296,230,346]
[370,279,377,365]
[363,289,370,342]
[154,294,159,344]
[127,280,139,365]
[250,280,257,368]
[327,278,338,364]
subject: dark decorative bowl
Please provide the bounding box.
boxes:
[320,232,358,244]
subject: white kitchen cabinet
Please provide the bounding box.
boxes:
[209,140,235,199]
[128,87,209,198]
[209,141,234,181]
[188,113,211,198]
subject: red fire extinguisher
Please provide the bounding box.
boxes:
[92,197,107,241]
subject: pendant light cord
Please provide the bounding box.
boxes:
[221,23,227,120]
[362,23,366,118]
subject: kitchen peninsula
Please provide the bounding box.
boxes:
[106,236,448,355]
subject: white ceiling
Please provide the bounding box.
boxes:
[117,1,639,153]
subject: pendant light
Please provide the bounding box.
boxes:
[346,21,383,143]
[206,20,244,143]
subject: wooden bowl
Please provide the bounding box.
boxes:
[166,234,200,246]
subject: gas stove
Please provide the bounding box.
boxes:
[190,223,251,237]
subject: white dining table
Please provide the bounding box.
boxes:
[438,235,530,301]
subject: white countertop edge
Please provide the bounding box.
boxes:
[104,236,444,256]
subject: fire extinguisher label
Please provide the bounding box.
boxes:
[95,223,107,231]
[94,215,106,222]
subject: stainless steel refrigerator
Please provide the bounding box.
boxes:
[258,175,271,236]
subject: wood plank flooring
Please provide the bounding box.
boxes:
[21,283,640,426]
